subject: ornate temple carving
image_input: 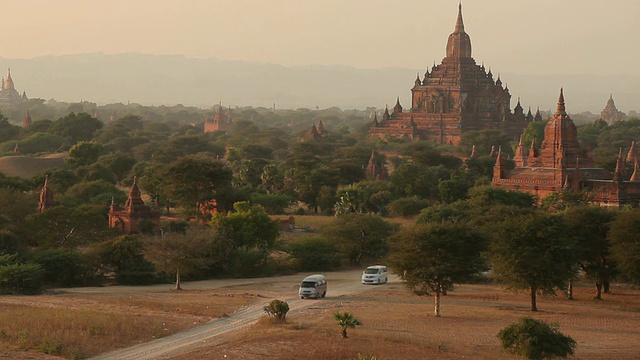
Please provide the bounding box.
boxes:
[370,4,530,145]
[492,89,640,207]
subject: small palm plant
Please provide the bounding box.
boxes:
[334,311,361,339]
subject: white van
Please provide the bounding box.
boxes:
[361,265,388,285]
[298,274,327,299]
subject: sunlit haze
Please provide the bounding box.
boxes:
[2,0,638,74]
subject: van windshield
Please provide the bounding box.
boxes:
[364,269,380,274]
[300,281,317,288]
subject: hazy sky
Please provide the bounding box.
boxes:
[1,0,639,75]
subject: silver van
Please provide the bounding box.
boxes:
[298,274,327,299]
[361,265,388,285]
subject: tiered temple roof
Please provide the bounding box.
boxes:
[370,4,531,145]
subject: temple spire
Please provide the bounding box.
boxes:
[454,2,465,33]
[556,88,567,116]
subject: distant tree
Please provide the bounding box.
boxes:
[250,193,293,214]
[385,196,431,218]
[489,212,576,311]
[521,120,548,150]
[23,204,113,248]
[10,132,67,154]
[497,317,576,360]
[458,130,514,159]
[563,206,617,299]
[0,254,44,294]
[389,163,444,199]
[608,209,640,285]
[142,229,215,290]
[334,312,361,339]
[48,112,102,143]
[162,155,233,218]
[63,180,126,206]
[388,222,487,317]
[96,152,137,182]
[287,235,341,271]
[323,213,396,264]
[65,141,104,167]
[0,116,21,143]
[210,202,279,251]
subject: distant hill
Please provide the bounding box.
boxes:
[0,153,66,178]
[0,53,637,113]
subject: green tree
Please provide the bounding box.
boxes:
[497,317,576,360]
[608,209,640,285]
[385,196,431,218]
[210,202,279,251]
[63,180,127,206]
[96,152,137,182]
[489,212,576,311]
[162,155,233,217]
[65,141,104,167]
[388,222,487,317]
[287,235,341,271]
[0,116,20,143]
[563,206,617,299]
[323,213,396,264]
[142,229,215,290]
[521,120,548,150]
[458,130,514,159]
[0,254,44,294]
[23,205,113,248]
[48,112,103,143]
[334,312,361,339]
[29,249,93,287]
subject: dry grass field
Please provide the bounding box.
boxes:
[0,289,259,359]
[0,275,639,359]
[174,282,640,360]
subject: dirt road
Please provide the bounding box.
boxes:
[84,269,392,360]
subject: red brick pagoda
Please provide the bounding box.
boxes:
[600,94,626,125]
[369,4,530,145]
[492,89,640,207]
[108,177,160,233]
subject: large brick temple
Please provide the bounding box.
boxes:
[369,4,530,145]
[492,89,640,207]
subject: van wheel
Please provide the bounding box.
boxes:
[322,291,326,298]
[300,296,304,299]
[377,279,381,285]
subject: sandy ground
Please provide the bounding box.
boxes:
[3,269,640,359]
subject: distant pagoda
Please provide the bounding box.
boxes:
[600,94,626,124]
[0,68,28,106]
[369,4,530,145]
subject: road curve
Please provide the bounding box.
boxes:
[88,269,393,360]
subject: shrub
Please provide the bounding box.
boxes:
[386,196,431,218]
[30,249,94,287]
[288,235,340,271]
[263,299,290,321]
[0,257,44,294]
[497,317,577,360]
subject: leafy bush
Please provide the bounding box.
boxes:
[386,196,431,218]
[263,299,289,321]
[288,235,340,271]
[0,255,44,294]
[497,317,577,360]
[29,249,94,287]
